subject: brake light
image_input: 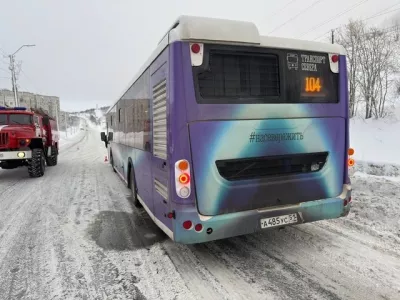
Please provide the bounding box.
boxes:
[178,173,190,184]
[348,147,355,167]
[175,159,191,198]
[183,220,192,230]
[194,224,203,232]
[348,158,355,167]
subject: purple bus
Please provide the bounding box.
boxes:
[100,16,355,244]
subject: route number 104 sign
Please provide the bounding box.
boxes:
[304,77,322,93]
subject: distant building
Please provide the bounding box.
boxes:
[0,89,60,120]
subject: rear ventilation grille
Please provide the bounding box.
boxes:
[216,152,329,181]
[152,79,167,160]
[0,133,8,146]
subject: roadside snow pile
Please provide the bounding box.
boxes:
[350,107,400,177]
[59,127,81,142]
[343,174,400,248]
[350,117,400,165]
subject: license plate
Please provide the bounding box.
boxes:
[260,213,298,229]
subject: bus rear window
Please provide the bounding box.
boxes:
[198,51,280,100]
[193,45,338,104]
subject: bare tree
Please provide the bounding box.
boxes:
[335,20,399,119]
[335,20,365,117]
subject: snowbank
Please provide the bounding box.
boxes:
[59,127,81,141]
[350,117,400,165]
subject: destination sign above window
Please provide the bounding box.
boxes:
[285,51,335,101]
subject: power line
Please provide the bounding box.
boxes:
[313,2,400,41]
[363,6,400,21]
[265,0,298,19]
[268,0,327,34]
[19,68,43,94]
[298,0,369,38]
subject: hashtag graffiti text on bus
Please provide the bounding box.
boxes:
[249,132,304,143]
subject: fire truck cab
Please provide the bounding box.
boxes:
[0,106,59,178]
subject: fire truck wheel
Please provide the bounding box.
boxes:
[46,145,58,166]
[28,148,46,178]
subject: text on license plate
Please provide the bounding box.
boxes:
[260,213,298,229]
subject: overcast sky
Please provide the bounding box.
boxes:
[0,0,399,112]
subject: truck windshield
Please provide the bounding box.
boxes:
[0,114,6,125]
[9,114,33,125]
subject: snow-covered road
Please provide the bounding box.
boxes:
[0,128,399,300]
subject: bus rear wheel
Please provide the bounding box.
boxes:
[129,167,141,208]
[110,152,116,173]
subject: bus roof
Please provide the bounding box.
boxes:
[107,15,346,114]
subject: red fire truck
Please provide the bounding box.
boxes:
[0,106,59,177]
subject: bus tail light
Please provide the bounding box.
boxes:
[329,53,339,73]
[175,159,191,198]
[183,220,192,230]
[194,224,203,232]
[178,173,190,184]
[348,147,355,167]
[191,43,201,54]
[190,42,204,67]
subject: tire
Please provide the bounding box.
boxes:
[28,148,46,178]
[129,167,141,208]
[110,152,116,173]
[46,145,58,166]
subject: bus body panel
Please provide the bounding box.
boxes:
[171,41,349,217]
[150,47,172,231]
[188,117,345,216]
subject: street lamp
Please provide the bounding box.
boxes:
[9,44,36,106]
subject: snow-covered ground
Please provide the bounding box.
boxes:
[350,107,400,178]
[350,117,400,166]
[0,116,399,299]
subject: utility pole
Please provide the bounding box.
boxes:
[65,112,68,137]
[8,44,36,107]
[331,29,335,44]
[9,55,18,106]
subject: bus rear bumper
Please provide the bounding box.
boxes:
[173,184,351,244]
